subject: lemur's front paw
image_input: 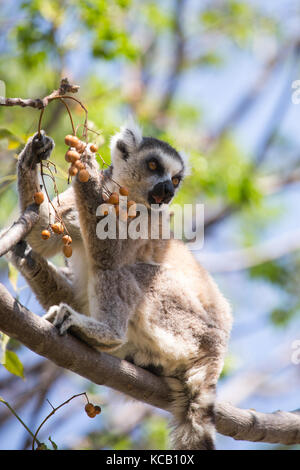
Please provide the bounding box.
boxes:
[5,240,32,269]
[21,130,55,168]
[31,130,55,163]
[44,303,79,336]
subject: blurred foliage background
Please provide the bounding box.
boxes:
[0,0,300,450]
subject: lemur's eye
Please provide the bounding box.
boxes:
[172,177,180,187]
[148,161,157,171]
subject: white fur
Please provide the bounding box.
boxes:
[110,117,143,163]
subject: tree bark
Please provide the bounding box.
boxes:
[0,204,40,257]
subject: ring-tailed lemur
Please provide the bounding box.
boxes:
[8,121,232,450]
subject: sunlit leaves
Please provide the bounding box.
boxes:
[0,333,24,379]
[200,0,278,46]
[250,257,300,327]
[78,0,138,60]
[173,134,262,207]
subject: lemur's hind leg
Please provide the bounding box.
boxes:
[6,240,78,312]
[44,302,126,351]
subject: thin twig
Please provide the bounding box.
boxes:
[31,392,89,450]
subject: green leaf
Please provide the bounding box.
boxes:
[36,443,49,450]
[8,262,19,292]
[0,332,10,352]
[2,350,24,379]
[48,436,58,450]
[0,128,24,145]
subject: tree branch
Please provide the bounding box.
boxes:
[0,281,299,446]
[0,77,79,109]
[0,204,40,257]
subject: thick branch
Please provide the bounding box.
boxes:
[0,281,299,445]
[0,204,40,257]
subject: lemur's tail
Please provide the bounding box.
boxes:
[166,366,217,450]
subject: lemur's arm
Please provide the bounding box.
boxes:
[17,131,81,258]
[44,149,145,351]
[6,240,78,312]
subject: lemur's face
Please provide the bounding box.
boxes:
[110,122,185,209]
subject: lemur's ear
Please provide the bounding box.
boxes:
[179,150,191,176]
[110,118,143,162]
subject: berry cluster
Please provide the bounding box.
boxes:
[85,402,101,418]
[64,134,95,182]
[103,188,137,220]
[32,132,138,260]
[40,224,73,257]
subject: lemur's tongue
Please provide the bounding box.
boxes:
[153,195,163,204]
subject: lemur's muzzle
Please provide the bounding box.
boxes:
[148,180,175,206]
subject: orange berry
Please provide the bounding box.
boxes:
[62,235,72,245]
[94,406,101,415]
[74,160,85,170]
[63,244,72,258]
[65,150,80,163]
[108,192,119,205]
[89,143,97,153]
[119,186,129,196]
[34,191,44,205]
[51,223,64,234]
[78,169,90,183]
[85,403,95,414]
[41,229,50,240]
[85,402,97,418]
[75,141,86,153]
[65,135,79,147]
[69,165,78,177]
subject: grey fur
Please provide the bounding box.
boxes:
[11,122,232,450]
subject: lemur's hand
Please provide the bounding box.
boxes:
[31,130,55,164]
[19,130,55,169]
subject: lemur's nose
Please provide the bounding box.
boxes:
[153,180,174,199]
[163,180,175,198]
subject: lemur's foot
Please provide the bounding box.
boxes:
[44,302,80,336]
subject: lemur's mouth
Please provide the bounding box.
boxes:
[152,195,164,204]
[148,193,172,207]
[148,181,174,207]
